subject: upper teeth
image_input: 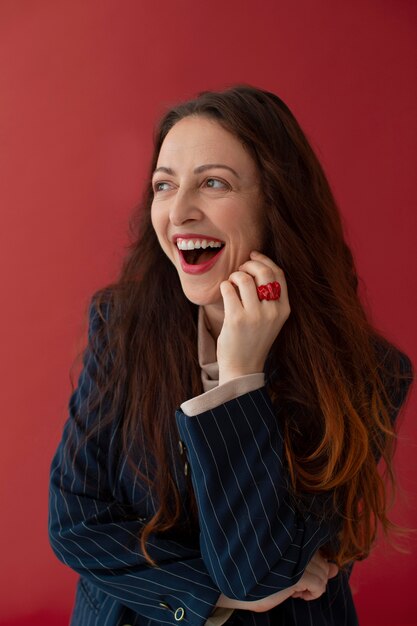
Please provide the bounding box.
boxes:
[176,238,223,250]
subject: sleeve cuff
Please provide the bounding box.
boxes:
[180,373,265,417]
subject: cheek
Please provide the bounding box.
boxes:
[151,209,165,242]
[250,206,266,248]
[240,209,265,248]
[151,210,173,260]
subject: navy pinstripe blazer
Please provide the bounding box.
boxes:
[48,301,411,626]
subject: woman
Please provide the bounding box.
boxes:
[49,85,412,625]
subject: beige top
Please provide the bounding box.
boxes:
[181,307,265,625]
[181,307,265,416]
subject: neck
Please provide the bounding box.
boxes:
[202,302,225,341]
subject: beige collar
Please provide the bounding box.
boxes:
[198,307,219,392]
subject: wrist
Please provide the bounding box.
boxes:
[219,369,263,386]
[219,363,265,386]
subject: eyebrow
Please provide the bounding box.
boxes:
[153,163,240,179]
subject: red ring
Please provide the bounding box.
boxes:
[256,281,281,301]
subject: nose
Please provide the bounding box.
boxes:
[169,188,203,226]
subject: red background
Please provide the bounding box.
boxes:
[1,1,416,624]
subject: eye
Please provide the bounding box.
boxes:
[205,178,229,190]
[153,181,171,193]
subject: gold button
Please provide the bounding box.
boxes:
[184,461,189,476]
[159,602,171,610]
[174,607,185,621]
[178,440,185,455]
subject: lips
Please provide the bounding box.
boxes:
[178,246,225,274]
[173,234,225,275]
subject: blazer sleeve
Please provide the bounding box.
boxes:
[48,302,222,626]
[175,392,333,602]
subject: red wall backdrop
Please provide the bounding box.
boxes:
[1,1,416,624]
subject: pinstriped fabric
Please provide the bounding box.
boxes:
[175,393,359,625]
[175,391,331,600]
[49,301,410,625]
[49,304,222,625]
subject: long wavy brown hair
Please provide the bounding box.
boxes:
[82,85,412,568]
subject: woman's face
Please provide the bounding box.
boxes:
[151,115,264,306]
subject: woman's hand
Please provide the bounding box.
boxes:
[216,551,338,612]
[289,551,339,601]
[217,250,290,385]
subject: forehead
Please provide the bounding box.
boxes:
[156,116,257,173]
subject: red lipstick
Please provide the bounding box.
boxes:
[177,247,225,275]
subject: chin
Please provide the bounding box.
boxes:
[180,284,222,307]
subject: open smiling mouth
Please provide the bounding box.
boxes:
[176,238,225,272]
[176,237,225,274]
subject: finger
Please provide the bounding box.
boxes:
[228,271,262,309]
[303,573,327,599]
[239,258,289,304]
[311,553,339,581]
[239,254,284,281]
[302,566,328,592]
[306,552,332,580]
[310,551,335,578]
[238,260,276,286]
[297,561,329,597]
[292,577,321,597]
[220,280,243,317]
[295,591,316,601]
[250,250,283,273]
[328,563,339,579]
